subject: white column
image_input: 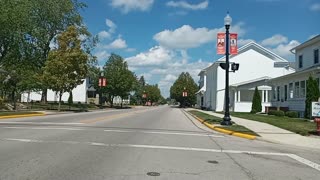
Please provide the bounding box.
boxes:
[237,91,241,102]
[234,91,237,103]
[265,90,268,103]
[262,90,265,103]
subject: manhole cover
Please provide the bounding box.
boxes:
[207,160,219,164]
[147,172,160,176]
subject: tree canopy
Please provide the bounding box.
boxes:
[170,72,198,106]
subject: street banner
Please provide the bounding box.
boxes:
[102,78,107,87]
[217,33,225,55]
[98,78,102,87]
[230,33,238,55]
[182,92,188,97]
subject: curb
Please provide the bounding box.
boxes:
[185,110,256,140]
[0,113,45,119]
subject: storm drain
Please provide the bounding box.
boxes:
[147,172,160,176]
[207,160,219,164]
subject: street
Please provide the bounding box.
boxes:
[0,105,319,180]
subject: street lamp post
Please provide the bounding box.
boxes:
[99,72,104,109]
[221,13,232,126]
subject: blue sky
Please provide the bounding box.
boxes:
[80,0,320,97]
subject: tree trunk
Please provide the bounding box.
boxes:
[12,90,16,111]
[58,91,62,112]
[27,91,30,109]
[121,98,123,108]
[110,96,114,108]
[41,89,47,104]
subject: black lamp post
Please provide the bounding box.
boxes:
[221,13,232,126]
[99,72,104,109]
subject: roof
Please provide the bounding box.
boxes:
[270,65,320,81]
[290,34,320,53]
[195,86,206,94]
[197,66,210,76]
[216,41,289,63]
[230,76,272,87]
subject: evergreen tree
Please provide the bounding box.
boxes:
[251,86,262,113]
[305,75,320,119]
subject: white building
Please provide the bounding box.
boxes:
[269,35,320,117]
[21,78,130,105]
[196,42,295,112]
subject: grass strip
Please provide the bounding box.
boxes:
[230,112,316,136]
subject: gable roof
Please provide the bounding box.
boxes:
[290,34,320,53]
[216,41,289,63]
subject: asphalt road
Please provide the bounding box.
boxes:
[0,105,320,180]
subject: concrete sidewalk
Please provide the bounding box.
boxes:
[187,108,320,150]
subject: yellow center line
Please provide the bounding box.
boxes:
[79,108,154,124]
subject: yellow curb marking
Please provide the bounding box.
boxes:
[0,113,45,120]
[186,111,256,140]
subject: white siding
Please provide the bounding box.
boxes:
[295,41,320,72]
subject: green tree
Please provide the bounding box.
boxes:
[144,84,162,105]
[103,54,136,108]
[170,72,198,106]
[42,26,89,111]
[251,86,262,113]
[305,75,320,119]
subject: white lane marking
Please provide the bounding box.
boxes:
[103,129,224,137]
[1,138,320,172]
[0,122,84,125]
[287,154,320,172]
[1,127,84,131]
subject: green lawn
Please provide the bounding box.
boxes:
[188,110,259,136]
[0,111,43,116]
[230,112,317,136]
[23,102,98,111]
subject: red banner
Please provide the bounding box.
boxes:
[217,33,226,55]
[230,33,238,55]
[98,78,102,87]
[102,78,107,87]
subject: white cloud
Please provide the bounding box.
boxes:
[110,0,154,13]
[98,31,112,40]
[309,34,318,39]
[95,51,110,61]
[261,34,288,46]
[270,40,300,59]
[126,46,174,67]
[310,3,320,11]
[166,0,209,10]
[153,23,246,49]
[126,48,136,52]
[126,46,211,97]
[105,38,128,49]
[106,19,117,33]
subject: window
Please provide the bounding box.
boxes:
[300,81,306,98]
[284,85,288,101]
[299,55,303,68]
[294,82,300,98]
[315,49,319,64]
[277,86,280,101]
[289,83,293,99]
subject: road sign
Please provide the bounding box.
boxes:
[312,102,320,117]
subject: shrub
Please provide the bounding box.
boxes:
[268,110,285,117]
[285,111,299,118]
[251,87,262,113]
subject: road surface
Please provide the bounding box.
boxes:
[0,105,319,179]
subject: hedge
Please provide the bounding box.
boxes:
[285,111,299,118]
[268,110,285,117]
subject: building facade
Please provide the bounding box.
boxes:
[269,35,320,117]
[196,42,295,112]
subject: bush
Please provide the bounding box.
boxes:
[268,110,285,117]
[285,111,299,118]
[251,87,262,113]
